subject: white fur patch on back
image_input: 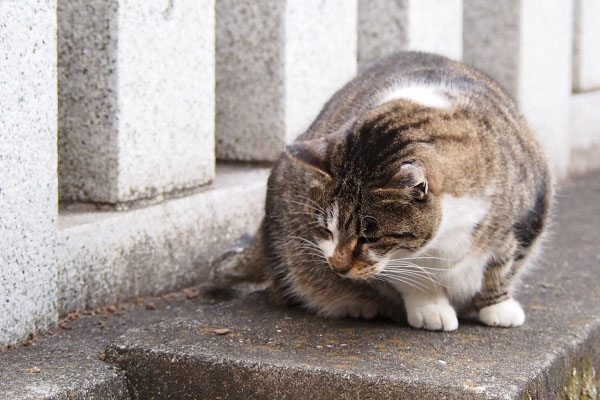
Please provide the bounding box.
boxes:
[378,85,451,109]
[318,202,339,258]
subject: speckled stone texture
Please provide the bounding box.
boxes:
[464,0,573,180]
[55,165,269,315]
[215,0,357,161]
[573,0,600,91]
[0,0,59,347]
[569,91,600,176]
[58,0,215,204]
[105,172,600,399]
[358,0,463,70]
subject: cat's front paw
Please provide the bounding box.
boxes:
[406,302,458,331]
[478,298,525,327]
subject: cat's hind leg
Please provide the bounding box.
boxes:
[209,222,268,287]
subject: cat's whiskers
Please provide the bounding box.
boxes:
[396,255,455,262]
[292,194,325,212]
[382,268,445,289]
[372,273,428,292]
[386,261,448,271]
[283,199,323,214]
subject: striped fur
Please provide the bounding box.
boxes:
[210,52,553,331]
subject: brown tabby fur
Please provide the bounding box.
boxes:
[210,52,553,324]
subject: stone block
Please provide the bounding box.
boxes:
[358,0,463,69]
[569,91,600,175]
[0,0,58,347]
[216,0,357,161]
[464,0,573,179]
[56,165,269,313]
[573,0,600,91]
[58,0,215,204]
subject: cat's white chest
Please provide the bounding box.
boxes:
[391,195,491,304]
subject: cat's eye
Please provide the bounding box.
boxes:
[317,227,333,240]
[360,216,379,236]
[389,232,416,240]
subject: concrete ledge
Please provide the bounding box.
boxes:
[56,163,269,314]
[2,172,598,400]
[105,172,600,399]
[0,336,129,400]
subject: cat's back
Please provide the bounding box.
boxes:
[302,51,521,141]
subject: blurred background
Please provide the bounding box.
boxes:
[1,0,598,348]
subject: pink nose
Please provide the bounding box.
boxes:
[328,258,351,275]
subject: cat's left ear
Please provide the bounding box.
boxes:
[378,162,428,200]
[285,138,332,178]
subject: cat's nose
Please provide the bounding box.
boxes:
[328,259,352,275]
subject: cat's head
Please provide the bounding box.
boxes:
[285,100,443,279]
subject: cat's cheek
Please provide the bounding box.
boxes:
[478,298,525,327]
[317,239,336,259]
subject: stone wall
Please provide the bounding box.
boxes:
[1,0,599,347]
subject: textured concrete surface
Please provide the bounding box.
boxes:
[283,0,357,143]
[215,0,286,162]
[216,0,356,161]
[0,278,263,399]
[0,284,232,400]
[569,91,600,176]
[58,0,215,203]
[358,0,462,70]
[106,172,600,399]
[464,0,573,180]
[0,0,59,347]
[463,0,521,99]
[518,0,573,181]
[573,0,600,91]
[56,164,269,315]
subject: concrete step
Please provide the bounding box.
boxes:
[104,172,600,399]
[55,163,269,314]
[1,171,598,399]
[0,283,261,399]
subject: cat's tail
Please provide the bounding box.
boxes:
[208,224,268,288]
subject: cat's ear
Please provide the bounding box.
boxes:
[285,138,332,178]
[378,162,428,200]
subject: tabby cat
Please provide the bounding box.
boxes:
[211,52,553,331]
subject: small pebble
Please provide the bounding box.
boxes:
[213,328,230,335]
[26,367,41,374]
[438,360,448,365]
[276,329,282,333]
[145,302,156,310]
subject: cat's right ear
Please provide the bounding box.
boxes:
[285,139,332,178]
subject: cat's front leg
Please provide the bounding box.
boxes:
[402,292,459,331]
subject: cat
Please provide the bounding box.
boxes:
[210,51,553,331]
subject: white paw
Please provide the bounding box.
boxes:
[478,298,525,327]
[407,302,458,331]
